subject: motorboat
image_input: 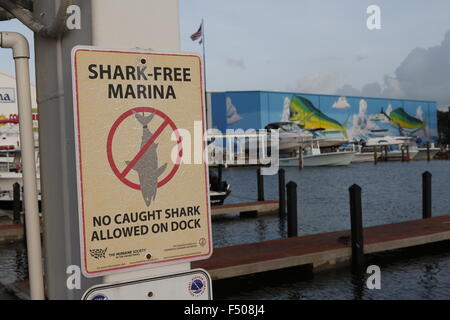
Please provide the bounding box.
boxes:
[209,167,230,205]
[348,136,419,163]
[414,143,440,161]
[264,122,313,154]
[0,148,41,210]
[309,129,348,148]
[280,140,356,167]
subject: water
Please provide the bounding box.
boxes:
[210,160,450,299]
[213,161,450,247]
[0,161,449,299]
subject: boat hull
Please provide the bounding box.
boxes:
[352,152,375,163]
[280,151,356,167]
[413,148,440,161]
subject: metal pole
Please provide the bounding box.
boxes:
[286,181,298,237]
[422,171,432,219]
[257,168,264,201]
[278,168,286,216]
[0,32,45,300]
[349,184,364,274]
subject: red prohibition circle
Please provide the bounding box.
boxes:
[106,107,183,190]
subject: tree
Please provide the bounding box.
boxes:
[437,107,450,146]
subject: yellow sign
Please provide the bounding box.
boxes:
[71,47,211,277]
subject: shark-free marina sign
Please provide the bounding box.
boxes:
[71,47,211,277]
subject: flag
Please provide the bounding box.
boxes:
[190,22,203,41]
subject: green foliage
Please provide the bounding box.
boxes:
[438,108,450,145]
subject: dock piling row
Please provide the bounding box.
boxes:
[257,168,264,201]
[278,168,286,216]
[287,181,298,238]
[13,183,21,225]
[422,171,432,219]
[349,184,365,275]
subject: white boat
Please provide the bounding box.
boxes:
[310,129,348,148]
[413,144,440,161]
[352,151,375,163]
[265,122,313,154]
[348,136,420,163]
[0,148,41,210]
[280,140,356,167]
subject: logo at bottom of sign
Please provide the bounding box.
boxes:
[82,269,212,300]
[188,275,208,297]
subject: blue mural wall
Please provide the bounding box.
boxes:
[210,90,438,145]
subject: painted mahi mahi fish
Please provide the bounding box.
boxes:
[288,96,348,138]
[127,111,167,207]
[382,107,425,133]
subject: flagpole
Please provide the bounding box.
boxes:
[201,18,208,127]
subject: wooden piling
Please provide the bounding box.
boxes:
[422,171,432,219]
[257,168,264,201]
[374,147,378,165]
[427,143,431,161]
[406,145,410,161]
[349,184,364,274]
[13,183,21,224]
[401,146,405,162]
[278,168,286,216]
[286,181,298,238]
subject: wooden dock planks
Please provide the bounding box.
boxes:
[193,215,450,280]
[211,200,279,216]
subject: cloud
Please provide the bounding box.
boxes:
[226,97,243,124]
[335,82,383,98]
[280,97,291,122]
[295,72,341,94]
[335,31,450,110]
[416,106,424,120]
[335,84,361,96]
[394,31,450,108]
[332,96,350,109]
[226,58,246,69]
[356,54,368,62]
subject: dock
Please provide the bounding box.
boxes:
[211,200,279,216]
[0,224,24,242]
[192,215,450,280]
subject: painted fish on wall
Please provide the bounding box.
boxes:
[382,107,425,134]
[289,96,349,138]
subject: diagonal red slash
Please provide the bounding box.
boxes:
[119,118,170,179]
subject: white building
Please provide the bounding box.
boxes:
[0,71,38,148]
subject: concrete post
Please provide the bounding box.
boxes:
[33,0,181,299]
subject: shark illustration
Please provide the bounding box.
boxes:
[127,110,167,207]
[288,95,349,139]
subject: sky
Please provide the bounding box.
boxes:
[0,18,35,82]
[179,0,450,109]
[1,1,450,109]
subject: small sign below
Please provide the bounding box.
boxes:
[82,269,212,300]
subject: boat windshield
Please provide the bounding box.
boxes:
[280,123,302,132]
